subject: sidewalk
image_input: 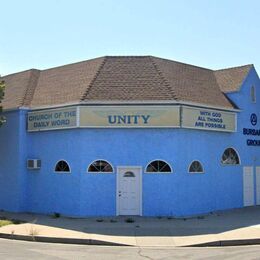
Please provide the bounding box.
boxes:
[0,207,260,247]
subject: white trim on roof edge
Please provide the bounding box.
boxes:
[13,100,241,112]
[2,107,29,112]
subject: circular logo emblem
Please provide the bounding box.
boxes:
[250,113,257,126]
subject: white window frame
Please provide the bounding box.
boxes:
[145,159,173,174]
[54,159,71,173]
[251,85,256,103]
[87,159,114,173]
[221,147,241,166]
[188,160,204,174]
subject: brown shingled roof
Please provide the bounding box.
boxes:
[30,57,105,107]
[0,56,253,110]
[82,56,176,101]
[1,69,39,110]
[214,64,253,93]
[151,57,233,108]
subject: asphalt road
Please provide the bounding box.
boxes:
[0,239,260,260]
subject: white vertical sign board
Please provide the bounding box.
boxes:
[256,167,260,205]
[243,166,254,206]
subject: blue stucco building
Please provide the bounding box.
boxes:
[0,56,259,217]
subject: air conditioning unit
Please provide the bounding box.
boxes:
[27,159,41,170]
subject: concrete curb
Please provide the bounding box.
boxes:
[1,232,260,247]
[0,233,130,246]
[186,239,260,247]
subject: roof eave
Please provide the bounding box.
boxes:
[15,100,240,112]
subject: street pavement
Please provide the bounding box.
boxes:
[0,239,260,259]
[0,206,260,247]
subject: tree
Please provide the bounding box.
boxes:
[0,81,5,126]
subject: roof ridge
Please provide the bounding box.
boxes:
[1,69,39,78]
[105,55,151,58]
[150,56,213,71]
[149,56,179,100]
[80,57,107,101]
[41,57,106,73]
[21,69,41,107]
[214,64,253,72]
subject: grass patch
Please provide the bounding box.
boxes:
[0,216,26,227]
[0,220,14,227]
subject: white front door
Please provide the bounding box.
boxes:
[117,166,142,216]
[243,166,254,206]
[256,167,260,205]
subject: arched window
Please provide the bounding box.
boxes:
[221,148,240,165]
[251,85,256,103]
[55,160,71,172]
[88,160,113,173]
[146,160,172,173]
[189,160,204,173]
[124,171,135,177]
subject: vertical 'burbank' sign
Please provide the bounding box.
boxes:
[243,113,260,146]
[28,107,77,132]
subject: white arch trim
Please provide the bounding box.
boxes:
[54,159,71,173]
[221,147,241,165]
[87,159,114,173]
[188,160,204,174]
[145,159,173,173]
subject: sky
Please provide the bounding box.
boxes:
[0,0,259,76]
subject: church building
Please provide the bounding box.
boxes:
[0,56,259,217]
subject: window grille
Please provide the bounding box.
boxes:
[146,160,172,173]
[55,160,70,172]
[189,161,203,173]
[221,148,240,165]
[88,160,113,173]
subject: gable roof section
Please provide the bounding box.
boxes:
[30,57,105,107]
[214,64,253,93]
[1,69,39,110]
[0,56,254,110]
[151,57,233,108]
[82,56,175,101]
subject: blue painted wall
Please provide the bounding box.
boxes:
[226,66,260,206]
[0,67,259,217]
[0,110,27,212]
[24,124,248,217]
